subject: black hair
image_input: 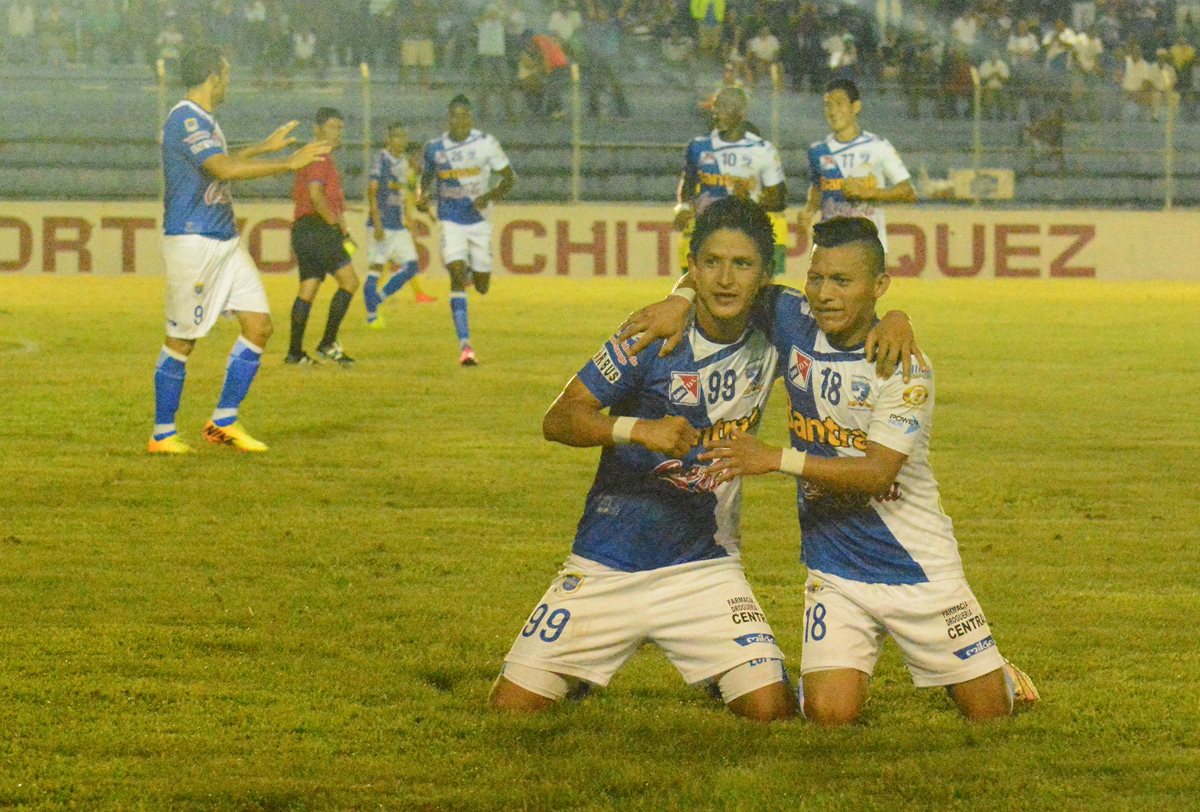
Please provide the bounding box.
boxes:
[179,44,225,89]
[812,217,885,277]
[387,120,407,133]
[316,106,343,125]
[449,94,472,111]
[824,77,860,103]
[690,196,774,272]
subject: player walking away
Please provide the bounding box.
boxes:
[419,94,515,366]
[363,122,424,328]
[674,86,788,276]
[149,44,330,455]
[633,217,1038,725]
[285,107,358,367]
[490,198,794,721]
[799,79,917,253]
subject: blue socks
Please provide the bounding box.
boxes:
[364,271,382,320]
[450,292,470,346]
[211,337,263,428]
[153,347,188,440]
[382,261,418,298]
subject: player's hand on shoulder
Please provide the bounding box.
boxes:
[262,120,300,153]
[636,415,699,458]
[865,310,928,382]
[617,296,692,358]
[699,428,779,483]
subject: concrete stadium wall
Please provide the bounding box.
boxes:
[1,201,1197,281]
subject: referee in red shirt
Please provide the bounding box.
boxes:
[286,107,358,366]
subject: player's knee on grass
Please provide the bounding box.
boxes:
[948,667,1011,722]
[802,669,869,727]
[719,659,794,722]
[490,662,584,712]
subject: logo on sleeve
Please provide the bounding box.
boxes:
[670,372,700,405]
[820,154,837,171]
[903,385,929,407]
[184,117,198,132]
[888,413,920,434]
[787,347,813,391]
[591,348,621,384]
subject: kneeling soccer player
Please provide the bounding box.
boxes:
[490,197,794,721]
[700,217,1038,725]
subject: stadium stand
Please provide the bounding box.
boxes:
[2,0,1198,208]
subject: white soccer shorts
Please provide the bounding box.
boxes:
[162,234,269,340]
[800,569,1005,688]
[503,554,785,688]
[440,220,493,273]
[367,227,418,267]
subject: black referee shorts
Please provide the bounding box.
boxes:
[291,214,351,281]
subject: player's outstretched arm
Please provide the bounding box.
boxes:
[203,141,330,181]
[701,429,906,495]
[544,377,698,457]
[234,120,300,159]
[864,310,927,382]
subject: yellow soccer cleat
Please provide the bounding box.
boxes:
[367,314,387,329]
[203,420,269,453]
[147,434,195,454]
[1002,658,1040,707]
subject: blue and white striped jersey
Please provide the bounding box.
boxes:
[763,286,962,585]
[422,129,510,226]
[161,100,236,239]
[367,149,407,231]
[682,130,785,215]
[571,322,779,573]
[807,130,910,251]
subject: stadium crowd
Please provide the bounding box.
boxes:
[3,0,1197,121]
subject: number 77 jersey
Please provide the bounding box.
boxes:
[760,285,965,586]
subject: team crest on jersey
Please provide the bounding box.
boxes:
[820,155,837,170]
[787,347,813,390]
[556,573,585,594]
[848,375,873,410]
[435,150,447,164]
[699,150,715,165]
[670,372,700,405]
[184,117,199,132]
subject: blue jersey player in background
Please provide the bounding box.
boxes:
[418,95,515,367]
[362,122,422,328]
[491,197,795,722]
[674,86,787,275]
[149,44,328,454]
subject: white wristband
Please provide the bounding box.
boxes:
[673,202,694,215]
[669,287,696,305]
[612,416,639,445]
[779,448,808,477]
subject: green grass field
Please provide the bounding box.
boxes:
[1,273,1198,810]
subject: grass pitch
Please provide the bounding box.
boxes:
[1,272,1198,810]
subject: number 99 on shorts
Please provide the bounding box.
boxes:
[521,604,571,643]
